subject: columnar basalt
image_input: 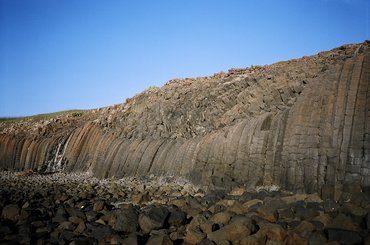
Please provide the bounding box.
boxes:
[1,42,369,198]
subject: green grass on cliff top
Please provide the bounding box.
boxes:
[0,109,85,123]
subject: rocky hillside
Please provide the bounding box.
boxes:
[1,41,369,198]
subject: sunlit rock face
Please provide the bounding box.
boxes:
[1,41,369,197]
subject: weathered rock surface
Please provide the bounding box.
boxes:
[1,41,370,197]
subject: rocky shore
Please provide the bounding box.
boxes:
[0,171,369,245]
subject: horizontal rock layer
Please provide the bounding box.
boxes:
[1,42,369,198]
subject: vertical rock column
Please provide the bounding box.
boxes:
[344,53,370,188]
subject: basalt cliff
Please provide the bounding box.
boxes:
[1,42,369,198]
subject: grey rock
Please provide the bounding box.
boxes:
[121,232,143,245]
[366,211,370,229]
[60,230,75,241]
[85,210,97,222]
[88,224,113,241]
[58,221,75,231]
[168,210,187,227]
[65,205,86,220]
[326,229,362,245]
[309,232,327,245]
[69,237,97,245]
[139,206,170,233]
[35,226,52,238]
[198,239,215,245]
[0,224,12,235]
[109,205,139,233]
[146,234,173,245]
[74,222,86,235]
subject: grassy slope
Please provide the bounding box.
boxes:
[0,109,86,129]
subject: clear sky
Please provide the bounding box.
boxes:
[0,0,369,117]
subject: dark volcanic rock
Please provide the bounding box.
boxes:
[52,206,67,223]
[146,234,173,245]
[87,224,113,241]
[1,204,20,222]
[168,209,187,227]
[0,42,369,196]
[65,205,86,220]
[207,217,251,244]
[0,170,369,245]
[326,229,362,245]
[109,205,139,233]
[139,206,170,233]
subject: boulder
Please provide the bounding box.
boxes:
[184,226,206,244]
[65,205,86,220]
[308,232,327,245]
[209,211,233,225]
[207,219,251,244]
[1,204,20,222]
[168,209,187,227]
[326,229,362,245]
[92,200,105,212]
[284,232,308,245]
[259,223,286,242]
[109,205,139,233]
[146,234,173,245]
[139,206,170,233]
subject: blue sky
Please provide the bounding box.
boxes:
[0,0,369,117]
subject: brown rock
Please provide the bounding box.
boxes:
[132,192,150,204]
[184,227,206,244]
[312,213,332,227]
[207,219,251,244]
[342,202,367,217]
[74,222,86,235]
[280,193,322,204]
[259,223,286,242]
[256,205,277,223]
[69,216,83,225]
[58,221,75,231]
[285,232,308,245]
[146,234,173,245]
[209,211,233,225]
[327,213,359,232]
[243,199,263,211]
[240,233,266,245]
[230,187,245,196]
[171,198,187,208]
[228,201,247,214]
[1,204,20,222]
[293,220,315,238]
[93,200,105,212]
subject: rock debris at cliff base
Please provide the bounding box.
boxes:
[1,171,370,244]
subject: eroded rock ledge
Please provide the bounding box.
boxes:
[1,41,370,198]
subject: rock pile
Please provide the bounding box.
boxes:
[1,171,370,244]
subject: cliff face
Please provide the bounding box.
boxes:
[1,42,369,198]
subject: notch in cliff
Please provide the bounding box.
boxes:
[1,41,369,198]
